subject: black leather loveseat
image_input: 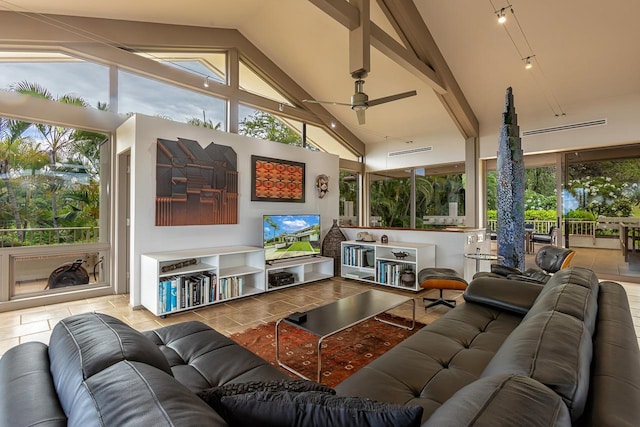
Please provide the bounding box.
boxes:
[336,267,640,426]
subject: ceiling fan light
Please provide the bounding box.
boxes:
[352,105,367,111]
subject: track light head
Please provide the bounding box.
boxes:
[524,56,534,69]
[203,76,210,88]
[497,8,507,24]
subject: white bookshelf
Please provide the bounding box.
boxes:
[341,240,435,291]
[140,246,265,316]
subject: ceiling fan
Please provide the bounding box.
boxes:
[303,71,417,125]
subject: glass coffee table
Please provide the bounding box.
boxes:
[275,289,415,383]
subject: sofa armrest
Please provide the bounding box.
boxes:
[463,276,544,315]
[423,374,571,427]
[0,342,66,427]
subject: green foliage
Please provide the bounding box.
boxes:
[566,176,634,217]
[524,209,557,221]
[486,172,497,210]
[565,209,596,220]
[488,209,556,221]
[187,111,222,130]
[524,189,556,210]
[0,81,104,246]
[239,111,303,147]
[369,176,411,227]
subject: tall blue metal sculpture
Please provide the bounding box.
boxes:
[497,87,525,270]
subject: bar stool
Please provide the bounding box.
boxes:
[418,267,468,310]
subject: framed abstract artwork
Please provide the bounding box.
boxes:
[251,155,305,202]
[156,138,238,226]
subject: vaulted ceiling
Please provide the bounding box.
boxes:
[3,0,639,154]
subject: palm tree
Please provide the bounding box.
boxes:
[264,216,279,245]
[188,111,222,130]
[11,81,90,233]
[0,117,32,238]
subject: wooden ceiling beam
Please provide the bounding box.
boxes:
[377,0,479,139]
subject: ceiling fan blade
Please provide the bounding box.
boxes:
[367,90,417,107]
[302,99,353,107]
[356,108,366,125]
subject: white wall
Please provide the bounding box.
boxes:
[364,127,465,172]
[479,92,640,159]
[364,92,640,170]
[116,114,339,307]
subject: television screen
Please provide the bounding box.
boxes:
[263,214,321,262]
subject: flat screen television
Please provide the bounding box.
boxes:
[263,214,321,262]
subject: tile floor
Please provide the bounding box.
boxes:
[1,274,639,359]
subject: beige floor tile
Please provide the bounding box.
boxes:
[21,307,71,324]
[0,320,50,341]
[19,329,53,345]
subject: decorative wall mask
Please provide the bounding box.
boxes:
[316,174,329,198]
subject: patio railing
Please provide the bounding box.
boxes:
[487,220,597,238]
[0,226,99,247]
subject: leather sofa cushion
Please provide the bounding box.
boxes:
[482,310,592,421]
[423,374,571,427]
[525,267,599,334]
[0,342,66,427]
[79,360,225,427]
[143,320,288,391]
[464,276,544,315]
[48,313,173,421]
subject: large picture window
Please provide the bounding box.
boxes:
[369,164,466,228]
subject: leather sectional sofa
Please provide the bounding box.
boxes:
[1,266,639,426]
[336,267,640,426]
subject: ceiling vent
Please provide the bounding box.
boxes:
[388,146,433,157]
[522,119,607,137]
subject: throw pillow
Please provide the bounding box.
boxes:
[197,379,335,416]
[219,390,423,427]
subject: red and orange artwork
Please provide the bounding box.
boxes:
[251,155,305,202]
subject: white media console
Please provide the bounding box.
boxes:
[140,246,333,316]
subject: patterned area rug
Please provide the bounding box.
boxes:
[230,314,426,387]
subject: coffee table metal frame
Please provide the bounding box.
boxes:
[275,289,415,383]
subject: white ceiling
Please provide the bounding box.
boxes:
[4,0,640,149]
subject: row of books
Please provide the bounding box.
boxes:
[158,273,249,313]
[342,245,374,267]
[218,276,245,301]
[158,271,218,314]
[376,260,414,286]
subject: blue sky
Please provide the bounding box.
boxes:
[263,214,320,238]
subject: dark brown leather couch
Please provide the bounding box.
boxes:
[335,267,640,426]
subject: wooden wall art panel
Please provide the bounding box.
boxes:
[156,138,238,226]
[251,155,305,202]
